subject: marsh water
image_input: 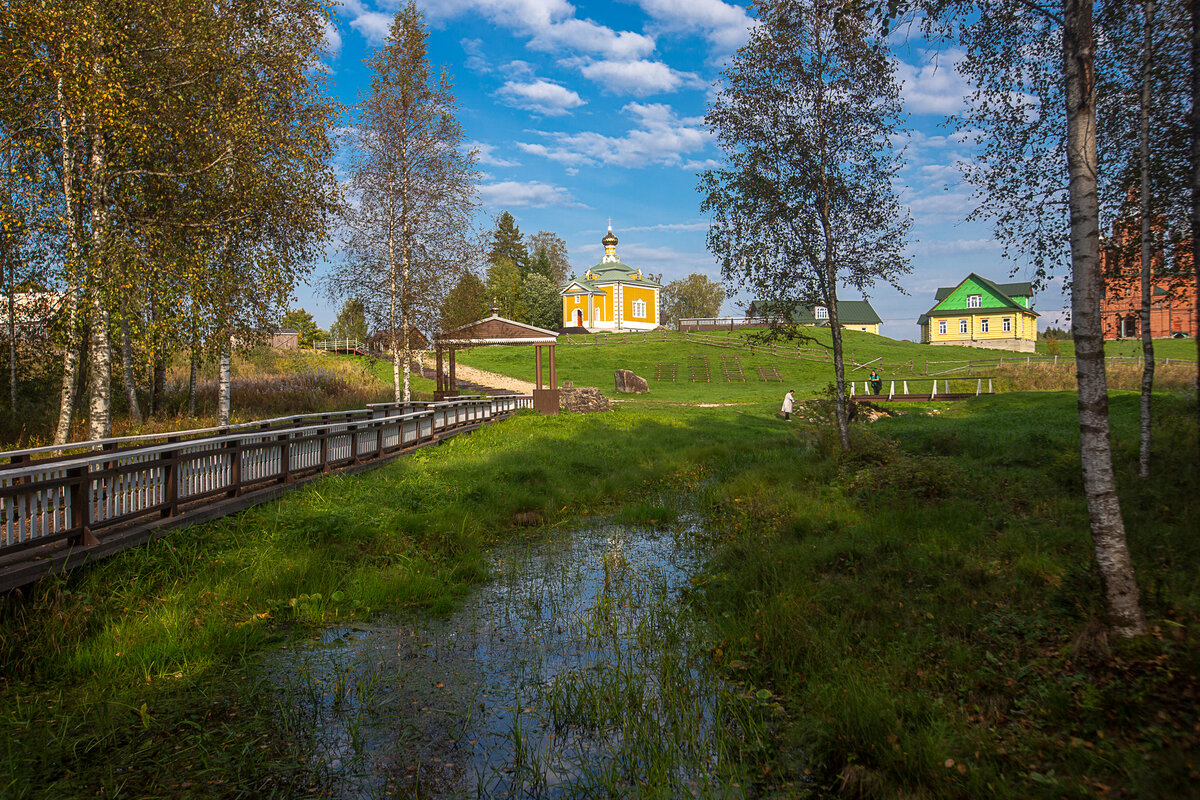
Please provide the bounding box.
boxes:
[267,520,765,798]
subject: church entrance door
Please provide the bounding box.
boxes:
[575,309,583,326]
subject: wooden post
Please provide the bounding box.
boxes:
[279,430,293,484]
[549,344,557,389]
[161,436,179,517]
[449,347,457,392]
[535,345,543,389]
[435,347,443,392]
[68,465,98,546]
[226,438,240,498]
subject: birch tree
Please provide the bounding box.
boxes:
[331,1,477,402]
[1097,0,1190,478]
[878,0,1149,637]
[701,0,911,450]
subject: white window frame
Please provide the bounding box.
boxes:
[814,306,829,319]
[938,319,947,335]
[632,299,646,319]
[967,294,982,309]
[980,318,989,333]
[574,296,580,305]
[1003,317,1011,332]
[959,319,969,334]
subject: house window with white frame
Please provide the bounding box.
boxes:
[959,319,968,334]
[980,318,989,333]
[814,306,828,319]
[967,294,981,308]
[632,299,647,319]
[1003,317,1011,332]
[938,319,947,335]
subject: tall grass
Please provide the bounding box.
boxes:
[0,348,420,448]
[996,359,1197,392]
[0,404,777,798]
[0,394,1196,797]
[695,391,1200,798]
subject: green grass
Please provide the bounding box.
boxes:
[0,392,1196,798]
[1039,335,1199,360]
[694,390,1200,798]
[456,327,1198,403]
[0,405,782,798]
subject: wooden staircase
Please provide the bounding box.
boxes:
[655,362,677,381]
[688,354,711,382]
[757,363,783,382]
[720,355,746,382]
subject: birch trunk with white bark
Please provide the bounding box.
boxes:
[1063,0,1147,637]
[1137,0,1155,479]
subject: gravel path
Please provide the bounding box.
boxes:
[420,355,536,394]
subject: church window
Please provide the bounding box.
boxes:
[574,296,579,305]
[815,306,828,319]
[632,299,647,319]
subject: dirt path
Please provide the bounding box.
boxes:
[419,355,536,394]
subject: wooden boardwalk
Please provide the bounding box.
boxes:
[0,395,531,593]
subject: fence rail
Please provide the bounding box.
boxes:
[0,394,532,591]
[848,376,996,401]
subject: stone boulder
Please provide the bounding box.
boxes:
[559,387,613,413]
[614,369,649,394]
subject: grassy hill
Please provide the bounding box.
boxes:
[453,328,1198,403]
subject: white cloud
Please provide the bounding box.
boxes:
[634,0,756,53]
[517,102,709,168]
[322,18,343,56]
[578,59,704,96]
[466,141,520,168]
[420,0,656,60]
[461,38,490,72]
[479,180,586,208]
[622,220,711,233]
[911,238,1002,257]
[497,79,586,116]
[895,49,973,115]
[349,11,392,44]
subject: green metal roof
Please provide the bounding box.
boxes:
[747,299,882,326]
[923,273,1038,318]
[934,278,1032,302]
[560,260,661,294]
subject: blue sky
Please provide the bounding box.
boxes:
[301,0,1070,339]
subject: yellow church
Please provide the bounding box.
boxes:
[560,225,661,331]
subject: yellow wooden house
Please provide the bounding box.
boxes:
[560,225,661,331]
[918,273,1038,352]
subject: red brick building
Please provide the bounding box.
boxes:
[1099,216,1195,340]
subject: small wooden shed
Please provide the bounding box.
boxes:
[434,310,561,414]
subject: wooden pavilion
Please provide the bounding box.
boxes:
[433,308,561,414]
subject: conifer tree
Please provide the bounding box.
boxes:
[487,212,530,276]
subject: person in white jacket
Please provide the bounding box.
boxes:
[780,389,794,421]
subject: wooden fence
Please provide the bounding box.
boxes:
[0,394,531,591]
[848,376,996,401]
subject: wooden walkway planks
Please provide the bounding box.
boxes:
[0,395,531,593]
